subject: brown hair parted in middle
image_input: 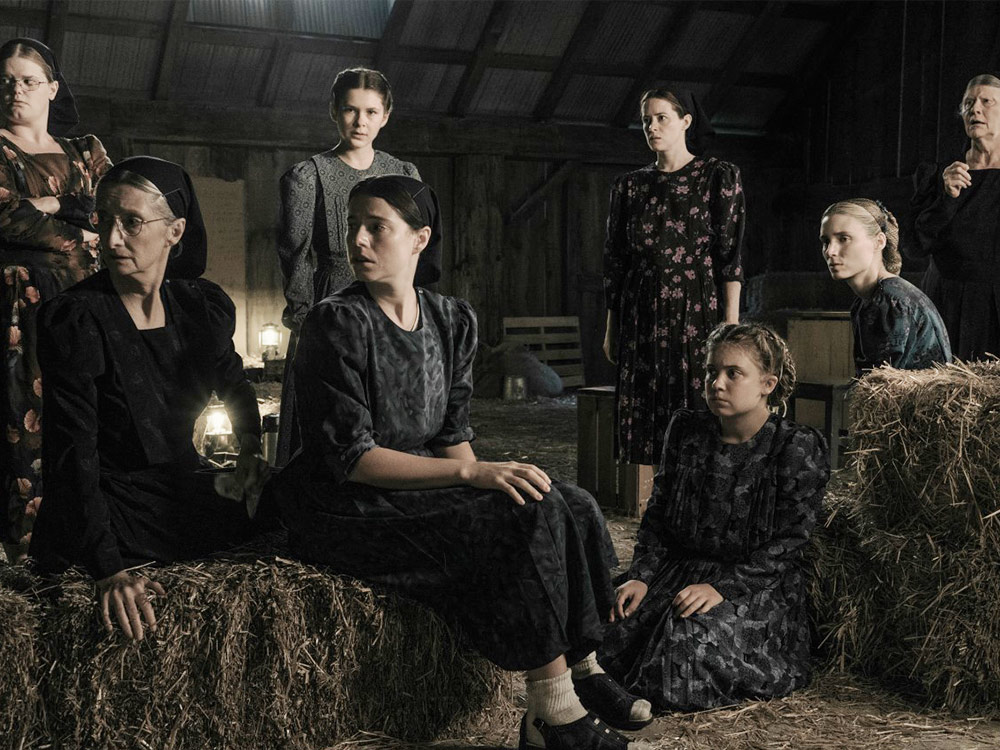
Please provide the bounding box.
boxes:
[329,67,393,114]
[704,322,797,412]
[639,87,688,119]
[0,41,54,80]
[821,198,902,274]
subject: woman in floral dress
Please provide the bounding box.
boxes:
[603,87,745,465]
[0,38,109,562]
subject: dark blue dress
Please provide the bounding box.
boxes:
[275,282,618,671]
[851,276,952,377]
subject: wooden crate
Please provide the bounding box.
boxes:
[786,311,853,382]
[502,316,584,388]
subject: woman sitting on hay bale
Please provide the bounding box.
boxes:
[820,198,951,377]
[273,175,650,750]
[29,157,270,640]
[598,323,830,712]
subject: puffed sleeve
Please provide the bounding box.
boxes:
[708,160,745,282]
[197,279,261,441]
[625,409,692,584]
[0,135,108,252]
[603,174,630,312]
[908,161,959,260]
[709,426,830,602]
[277,160,318,332]
[428,298,477,447]
[35,296,122,580]
[293,298,376,483]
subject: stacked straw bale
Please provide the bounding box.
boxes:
[0,565,42,750]
[810,361,1000,715]
[0,552,515,749]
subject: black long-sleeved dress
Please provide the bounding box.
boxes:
[910,161,1000,360]
[28,271,261,580]
[274,282,618,671]
[599,410,829,711]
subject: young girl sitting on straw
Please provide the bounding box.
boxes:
[821,198,952,377]
[599,322,830,711]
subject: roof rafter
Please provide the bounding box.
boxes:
[374,0,414,71]
[533,1,607,121]
[449,0,514,117]
[154,0,190,101]
[45,0,68,59]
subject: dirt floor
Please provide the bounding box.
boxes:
[428,395,1000,750]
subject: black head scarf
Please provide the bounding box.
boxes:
[99,156,207,279]
[645,87,715,155]
[349,175,442,286]
[0,38,79,137]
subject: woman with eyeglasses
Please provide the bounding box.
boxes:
[274,67,421,467]
[0,38,110,563]
[29,157,270,641]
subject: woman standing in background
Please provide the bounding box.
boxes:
[603,87,745,467]
[0,38,110,562]
[275,67,425,466]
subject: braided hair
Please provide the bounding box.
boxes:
[821,198,902,274]
[704,322,797,413]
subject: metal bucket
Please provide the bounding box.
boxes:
[502,375,527,401]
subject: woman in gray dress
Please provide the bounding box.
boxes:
[275,67,422,465]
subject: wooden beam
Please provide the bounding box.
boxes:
[703,1,787,116]
[183,23,377,58]
[154,0,190,101]
[505,161,579,224]
[449,1,513,117]
[612,4,699,127]
[45,0,69,60]
[534,1,607,121]
[256,39,293,107]
[696,0,838,21]
[373,0,414,71]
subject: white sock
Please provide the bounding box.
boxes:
[525,669,587,746]
[571,652,652,723]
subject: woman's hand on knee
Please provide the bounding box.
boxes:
[672,583,723,618]
[96,570,166,641]
[461,461,551,505]
[610,579,648,622]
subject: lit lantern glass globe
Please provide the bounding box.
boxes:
[204,400,232,436]
[259,323,282,361]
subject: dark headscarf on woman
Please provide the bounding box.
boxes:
[645,87,715,155]
[0,38,79,137]
[99,156,207,279]
[350,175,442,286]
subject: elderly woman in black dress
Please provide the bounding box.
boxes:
[821,198,951,376]
[29,157,268,640]
[274,175,650,750]
[910,73,1000,360]
[599,323,829,712]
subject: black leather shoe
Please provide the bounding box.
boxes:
[573,673,653,730]
[518,711,632,749]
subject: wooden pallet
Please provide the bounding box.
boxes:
[502,315,585,388]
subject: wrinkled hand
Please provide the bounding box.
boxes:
[463,461,551,505]
[673,583,723,618]
[942,161,972,198]
[610,579,648,622]
[96,570,166,641]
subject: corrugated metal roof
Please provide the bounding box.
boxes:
[399,0,491,51]
[495,0,586,57]
[173,41,270,103]
[469,67,550,117]
[0,24,45,41]
[71,0,172,22]
[579,4,671,68]
[712,85,786,130]
[745,18,827,75]
[554,74,633,122]
[0,0,48,10]
[384,59,464,112]
[662,9,752,71]
[60,31,158,90]
[188,0,274,29]
[188,0,389,37]
[273,52,367,105]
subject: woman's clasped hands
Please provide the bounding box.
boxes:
[610,580,723,622]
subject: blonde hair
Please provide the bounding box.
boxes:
[821,198,902,274]
[705,322,797,411]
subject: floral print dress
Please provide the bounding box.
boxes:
[604,158,745,464]
[0,133,109,551]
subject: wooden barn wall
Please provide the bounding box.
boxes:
[772,0,1000,277]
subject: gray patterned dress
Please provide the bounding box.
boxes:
[275,150,419,464]
[274,283,619,671]
[598,409,829,711]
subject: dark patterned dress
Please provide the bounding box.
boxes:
[28,272,262,580]
[909,161,1000,360]
[275,150,419,466]
[599,410,830,711]
[274,282,619,671]
[604,158,745,465]
[851,276,952,377]
[0,133,109,550]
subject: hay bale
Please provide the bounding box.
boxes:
[6,553,514,749]
[0,565,42,750]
